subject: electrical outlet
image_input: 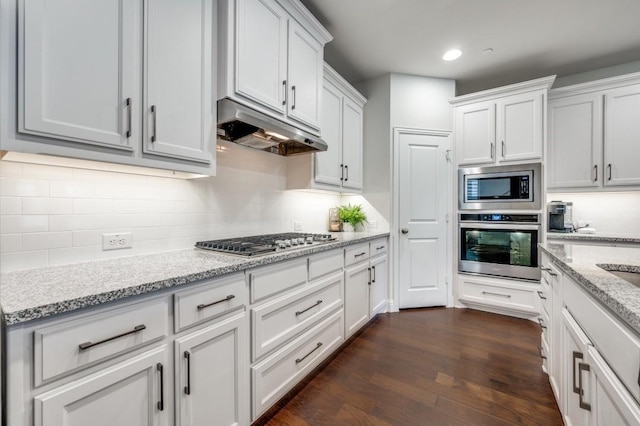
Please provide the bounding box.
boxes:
[293,221,303,231]
[368,220,378,229]
[102,232,133,251]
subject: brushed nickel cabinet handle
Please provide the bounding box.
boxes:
[197,295,235,310]
[340,164,344,181]
[608,163,612,181]
[157,363,164,411]
[501,140,505,158]
[282,80,287,106]
[537,291,547,300]
[578,362,592,411]
[184,351,191,395]
[482,291,511,298]
[345,165,349,181]
[295,342,322,364]
[78,324,146,350]
[490,142,495,160]
[151,105,157,143]
[368,267,372,285]
[372,265,376,283]
[354,252,367,258]
[572,351,583,394]
[538,318,547,329]
[593,164,598,182]
[295,300,322,316]
[376,246,385,250]
[538,346,547,360]
[291,85,296,110]
[125,98,132,138]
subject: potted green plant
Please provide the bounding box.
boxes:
[337,204,367,232]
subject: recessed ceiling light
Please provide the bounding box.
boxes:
[442,49,462,61]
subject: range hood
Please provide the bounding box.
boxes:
[217,98,328,156]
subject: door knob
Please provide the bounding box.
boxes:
[401,228,409,234]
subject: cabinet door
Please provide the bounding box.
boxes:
[497,91,543,163]
[369,255,387,317]
[588,347,640,426]
[236,0,287,114]
[145,0,214,163]
[314,80,343,187]
[287,19,323,130]
[344,262,370,338]
[20,0,141,150]
[548,93,603,188]
[562,309,593,426]
[341,97,364,190]
[175,312,248,426]
[455,101,496,165]
[34,346,169,426]
[604,84,640,186]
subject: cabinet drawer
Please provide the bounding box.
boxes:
[34,298,169,386]
[344,243,369,267]
[369,238,387,257]
[251,310,344,420]
[249,258,307,303]
[564,276,640,402]
[308,249,343,282]
[459,279,537,313]
[173,273,246,332]
[252,272,343,361]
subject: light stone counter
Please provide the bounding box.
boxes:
[540,242,640,334]
[547,232,640,245]
[0,231,389,325]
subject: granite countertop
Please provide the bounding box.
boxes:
[0,231,389,326]
[539,242,640,334]
[547,232,640,244]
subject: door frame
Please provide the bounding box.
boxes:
[391,127,453,311]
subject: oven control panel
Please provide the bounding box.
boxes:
[460,213,540,223]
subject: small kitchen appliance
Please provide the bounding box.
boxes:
[195,233,337,256]
[548,201,573,232]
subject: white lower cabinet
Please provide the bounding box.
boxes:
[344,260,370,339]
[34,346,170,426]
[562,309,593,426]
[174,312,248,426]
[369,254,387,317]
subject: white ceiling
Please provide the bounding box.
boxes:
[301,0,640,94]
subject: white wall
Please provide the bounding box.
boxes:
[389,74,455,131]
[546,192,640,236]
[0,142,343,273]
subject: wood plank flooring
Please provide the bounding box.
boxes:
[264,307,562,425]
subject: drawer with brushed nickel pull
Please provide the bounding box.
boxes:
[458,275,537,314]
[173,273,246,332]
[344,243,370,267]
[369,238,387,256]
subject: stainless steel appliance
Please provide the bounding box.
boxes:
[195,232,336,256]
[548,201,573,232]
[217,98,328,156]
[459,213,541,281]
[459,163,541,210]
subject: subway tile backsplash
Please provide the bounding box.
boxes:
[0,144,343,273]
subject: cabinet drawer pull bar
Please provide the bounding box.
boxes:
[376,246,385,250]
[501,140,505,158]
[282,80,287,106]
[340,164,344,181]
[295,300,322,316]
[78,324,146,350]
[490,142,495,160]
[578,362,592,411]
[295,342,323,364]
[125,97,132,138]
[481,291,511,298]
[184,351,191,395]
[197,295,235,310]
[593,164,598,182]
[345,165,349,181]
[368,267,372,285]
[538,346,547,359]
[537,291,547,300]
[157,363,164,411]
[291,85,296,110]
[572,351,583,394]
[151,105,157,142]
[537,318,547,329]
[608,163,612,181]
[372,265,376,283]
[354,252,367,258]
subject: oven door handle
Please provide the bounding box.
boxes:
[459,222,540,231]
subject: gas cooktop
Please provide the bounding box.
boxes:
[195,232,337,256]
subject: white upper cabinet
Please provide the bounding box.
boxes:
[341,96,364,190]
[14,0,215,174]
[219,0,332,134]
[314,81,343,186]
[548,73,640,190]
[451,76,555,167]
[20,0,141,151]
[144,0,215,163]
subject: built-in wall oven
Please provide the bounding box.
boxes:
[459,213,541,281]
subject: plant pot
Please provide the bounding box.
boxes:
[342,223,354,232]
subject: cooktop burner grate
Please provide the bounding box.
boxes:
[195,232,337,256]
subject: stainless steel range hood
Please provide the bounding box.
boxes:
[217,98,328,156]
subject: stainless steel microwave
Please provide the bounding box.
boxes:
[458,163,541,210]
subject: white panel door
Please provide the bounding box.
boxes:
[34,346,169,426]
[341,97,364,190]
[397,129,450,308]
[498,91,543,162]
[21,0,141,150]
[236,0,287,113]
[455,101,496,166]
[315,80,343,187]
[604,84,640,186]
[548,93,603,188]
[287,19,323,130]
[145,0,214,163]
[175,312,248,426]
[344,262,370,338]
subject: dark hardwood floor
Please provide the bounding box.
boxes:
[265,307,562,425]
